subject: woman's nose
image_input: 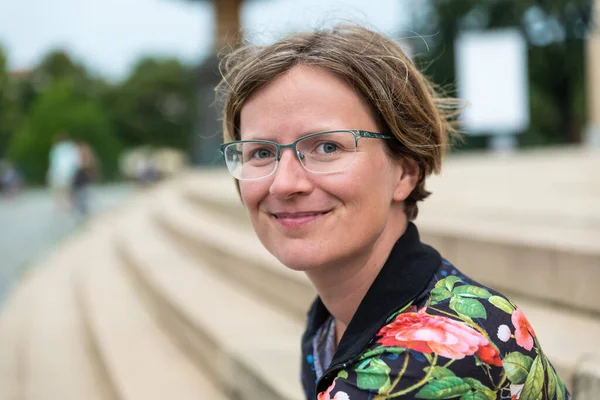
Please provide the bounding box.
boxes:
[268,149,313,199]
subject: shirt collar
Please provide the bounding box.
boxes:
[303,222,441,368]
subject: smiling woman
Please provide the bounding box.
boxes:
[216,25,569,400]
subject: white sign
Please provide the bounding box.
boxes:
[455,29,530,135]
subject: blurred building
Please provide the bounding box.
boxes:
[188,0,245,166]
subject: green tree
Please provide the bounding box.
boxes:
[108,57,198,151]
[18,49,110,119]
[28,50,91,94]
[0,46,24,158]
[8,80,122,183]
[408,0,592,148]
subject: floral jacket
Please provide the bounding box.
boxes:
[301,223,570,400]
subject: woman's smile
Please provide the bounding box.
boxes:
[270,210,333,230]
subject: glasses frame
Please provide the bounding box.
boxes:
[219,130,392,181]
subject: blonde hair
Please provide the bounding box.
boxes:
[217,24,461,220]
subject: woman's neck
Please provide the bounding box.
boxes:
[305,215,408,344]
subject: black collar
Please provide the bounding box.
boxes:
[304,222,441,369]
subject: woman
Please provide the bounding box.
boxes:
[48,132,80,211]
[72,139,98,215]
[217,25,569,399]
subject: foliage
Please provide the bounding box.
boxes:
[408,0,593,149]
[1,46,199,184]
[0,46,24,158]
[8,80,122,183]
[107,57,198,151]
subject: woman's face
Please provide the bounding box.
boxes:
[239,65,412,272]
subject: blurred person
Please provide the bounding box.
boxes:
[72,139,99,215]
[135,156,159,186]
[218,25,569,399]
[47,132,80,211]
[0,160,24,199]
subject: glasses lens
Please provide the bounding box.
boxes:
[296,131,357,173]
[224,142,278,180]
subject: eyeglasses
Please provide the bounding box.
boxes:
[220,130,392,181]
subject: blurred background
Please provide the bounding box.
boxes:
[0,0,599,399]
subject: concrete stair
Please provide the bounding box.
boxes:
[0,266,40,400]
[0,193,234,399]
[0,147,597,399]
[418,148,600,316]
[76,221,224,400]
[23,240,107,400]
[0,233,110,400]
[117,191,304,400]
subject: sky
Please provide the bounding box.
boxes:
[0,0,414,81]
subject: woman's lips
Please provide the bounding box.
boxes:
[271,211,331,229]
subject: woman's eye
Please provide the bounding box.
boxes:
[316,142,338,154]
[251,148,275,159]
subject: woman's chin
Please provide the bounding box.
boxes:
[271,248,328,272]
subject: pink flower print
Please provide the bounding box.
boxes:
[377,309,500,364]
[497,324,511,342]
[511,309,536,351]
[318,380,350,400]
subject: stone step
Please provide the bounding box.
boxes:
[15,234,107,400]
[0,271,40,400]
[116,190,305,400]
[416,211,600,316]
[170,175,600,388]
[156,181,314,322]
[409,149,600,315]
[76,219,225,400]
[181,170,600,316]
[425,147,599,215]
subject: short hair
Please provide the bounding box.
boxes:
[217,24,461,220]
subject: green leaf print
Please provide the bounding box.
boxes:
[480,390,496,400]
[462,378,488,391]
[554,367,566,400]
[546,355,566,400]
[520,355,545,400]
[356,358,392,394]
[449,296,487,319]
[462,378,495,400]
[459,392,489,400]
[424,366,456,379]
[431,287,453,303]
[545,357,556,399]
[435,276,462,292]
[503,352,534,384]
[337,370,349,379]
[415,377,471,399]
[488,296,515,314]
[358,347,406,362]
[386,301,415,323]
[452,285,491,299]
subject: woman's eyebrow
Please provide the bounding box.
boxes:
[239,132,277,141]
[241,127,338,142]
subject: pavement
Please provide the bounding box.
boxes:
[0,184,136,306]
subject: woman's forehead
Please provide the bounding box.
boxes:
[239,66,376,141]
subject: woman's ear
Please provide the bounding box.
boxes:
[393,157,420,202]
